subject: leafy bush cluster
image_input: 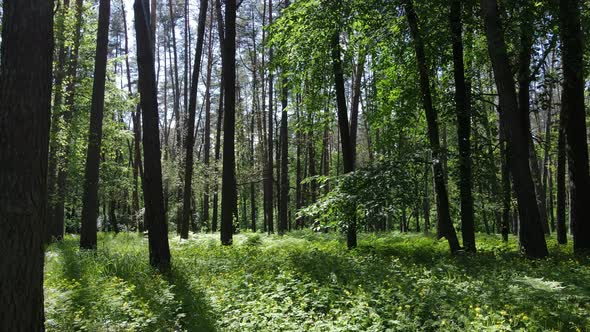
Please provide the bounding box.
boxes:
[45,232,590,331]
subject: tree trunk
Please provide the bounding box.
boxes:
[203,6,214,232]
[350,52,365,166]
[450,0,475,252]
[331,32,356,248]
[558,0,590,254]
[180,0,209,239]
[80,0,111,250]
[134,0,171,270]
[264,0,275,235]
[212,0,225,233]
[480,0,548,258]
[405,0,460,253]
[279,76,289,234]
[220,0,237,245]
[556,94,568,244]
[295,101,303,228]
[499,116,511,241]
[542,74,555,232]
[0,0,54,329]
[47,0,70,242]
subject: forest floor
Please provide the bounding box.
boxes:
[44,231,590,331]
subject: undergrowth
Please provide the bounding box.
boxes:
[44,231,590,331]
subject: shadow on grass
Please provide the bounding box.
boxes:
[47,236,218,332]
[165,266,218,332]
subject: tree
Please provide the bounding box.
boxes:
[46,0,70,242]
[450,0,475,252]
[80,0,111,250]
[480,0,548,258]
[134,0,171,270]
[220,0,237,245]
[180,0,210,239]
[279,76,289,234]
[558,0,590,254]
[0,0,54,329]
[556,104,568,244]
[404,0,460,253]
[265,0,275,235]
[203,3,214,232]
[331,31,356,248]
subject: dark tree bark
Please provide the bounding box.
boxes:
[203,6,214,232]
[0,0,54,329]
[480,0,548,258]
[557,111,567,244]
[180,0,209,239]
[423,157,431,234]
[220,0,237,245]
[558,0,590,253]
[279,77,289,234]
[295,100,303,228]
[331,32,356,248]
[46,0,70,242]
[212,0,225,233]
[265,0,275,235]
[80,0,111,250]
[499,116,511,241]
[168,0,182,152]
[405,0,460,253]
[542,76,555,232]
[450,0,475,252]
[134,0,171,270]
[350,53,365,166]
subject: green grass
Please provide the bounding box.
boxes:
[44,231,590,331]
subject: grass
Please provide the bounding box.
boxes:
[44,231,590,331]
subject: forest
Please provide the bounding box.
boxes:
[1,0,590,330]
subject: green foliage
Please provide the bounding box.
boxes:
[46,232,590,331]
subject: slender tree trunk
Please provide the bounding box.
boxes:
[405,0,460,253]
[0,1,54,329]
[168,0,182,153]
[47,0,70,242]
[558,0,590,253]
[331,32,356,248]
[450,0,475,252]
[499,118,511,241]
[265,0,275,235]
[220,0,237,245]
[134,0,171,270]
[180,0,209,239]
[542,74,554,232]
[80,0,111,249]
[212,0,225,233]
[423,157,431,234]
[556,95,568,244]
[279,76,289,234]
[295,101,303,228]
[480,0,548,258]
[151,0,156,49]
[350,52,365,166]
[203,6,214,232]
